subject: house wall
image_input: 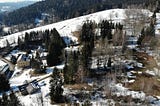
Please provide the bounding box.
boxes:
[17,60,30,68]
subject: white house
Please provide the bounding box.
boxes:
[17,54,30,68]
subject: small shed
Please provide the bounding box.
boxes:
[26,80,40,94]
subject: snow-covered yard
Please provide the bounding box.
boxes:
[19,77,51,106]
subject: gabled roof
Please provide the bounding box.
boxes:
[17,54,30,62]
[0,60,8,73]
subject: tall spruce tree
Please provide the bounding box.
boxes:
[18,37,24,50]
[64,51,79,84]
[9,92,22,106]
[24,32,30,48]
[47,28,65,66]
[0,92,21,106]
[50,67,63,103]
[6,39,10,49]
[80,21,94,69]
[137,28,145,45]
[149,22,155,37]
[100,20,113,41]
[44,29,50,49]
[0,74,10,93]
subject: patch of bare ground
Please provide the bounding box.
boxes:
[64,83,93,91]
[125,51,160,96]
[29,70,46,77]
[134,51,157,69]
[72,31,81,41]
[126,73,160,96]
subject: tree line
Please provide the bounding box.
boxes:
[0,74,21,106]
[49,19,126,104]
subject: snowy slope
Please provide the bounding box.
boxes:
[0,9,129,47]
[0,9,152,48]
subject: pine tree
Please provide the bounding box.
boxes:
[6,39,10,49]
[47,42,64,66]
[30,58,41,70]
[0,74,10,93]
[100,20,113,41]
[149,22,155,37]
[24,32,30,48]
[50,67,63,103]
[9,92,21,106]
[0,92,21,106]
[80,21,95,70]
[2,93,9,106]
[81,44,90,69]
[18,37,24,50]
[137,28,145,45]
[44,29,50,49]
[64,52,78,84]
[107,57,112,68]
[47,28,65,66]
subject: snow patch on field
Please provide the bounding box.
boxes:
[155,13,160,35]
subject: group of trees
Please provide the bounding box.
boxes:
[137,14,156,46]
[46,28,66,66]
[25,31,43,42]
[0,92,21,106]
[62,21,96,85]
[63,20,123,84]
[80,21,95,70]
[18,31,44,50]
[17,28,66,74]
[48,11,156,103]
[63,51,79,84]
[21,21,126,104]
[30,51,46,74]
[19,28,66,67]
[100,20,114,40]
[50,68,64,103]
[0,74,10,92]
[100,20,123,43]
[0,74,21,106]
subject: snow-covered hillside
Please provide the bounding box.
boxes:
[0,9,152,48]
